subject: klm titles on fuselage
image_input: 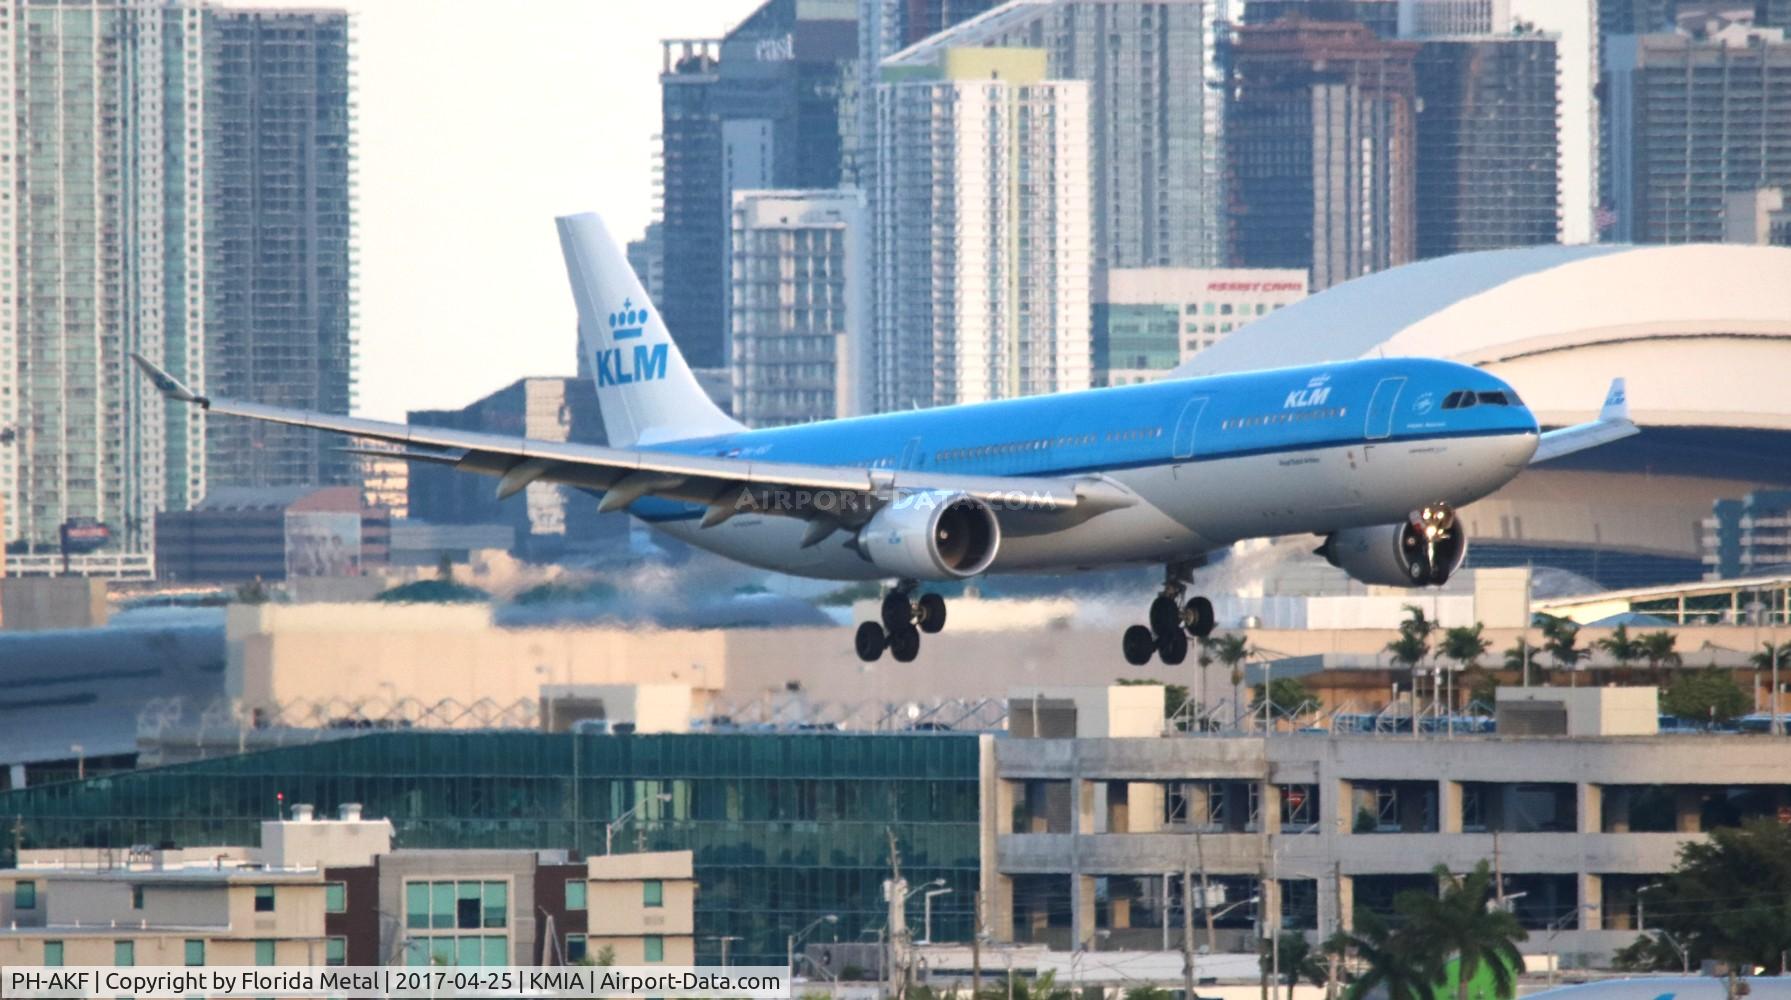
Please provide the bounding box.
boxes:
[1283,372,1335,409]
[597,299,669,387]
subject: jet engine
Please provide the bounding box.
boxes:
[1319,505,1468,587]
[858,491,1001,581]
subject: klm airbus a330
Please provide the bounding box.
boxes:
[133,214,1637,665]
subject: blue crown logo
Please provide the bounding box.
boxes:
[608,300,649,342]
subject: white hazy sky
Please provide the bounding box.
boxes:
[234,0,762,419]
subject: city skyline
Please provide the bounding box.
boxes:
[228,0,762,421]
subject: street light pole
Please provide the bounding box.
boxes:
[921,887,952,944]
[605,792,673,855]
[787,914,839,977]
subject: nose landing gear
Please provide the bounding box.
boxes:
[1123,564,1216,666]
[856,583,949,663]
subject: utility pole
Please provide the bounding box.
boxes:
[972,890,982,998]
[1182,866,1198,1000]
[1493,831,1505,905]
[1327,862,1343,1000]
[1197,830,1217,955]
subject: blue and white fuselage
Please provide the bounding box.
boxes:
[633,357,1539,580]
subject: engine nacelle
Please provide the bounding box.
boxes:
[1321,513,1468,587]
[859,491,1001,581]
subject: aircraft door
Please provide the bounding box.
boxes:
[1364,377,1407,441]
[899,436,925,470]
[1172,397,1208,461]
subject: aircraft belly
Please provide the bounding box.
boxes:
[651,516,884,581]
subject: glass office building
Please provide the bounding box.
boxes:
[0,731,984,966]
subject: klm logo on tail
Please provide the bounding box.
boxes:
[596,299,668,387]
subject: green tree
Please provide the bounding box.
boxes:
[1638,631,1683,684]
[1634,819,1791,968]
[1660,668,1750,725]
[1540,616,1586,684]
[1386,606,1434,673]
[1395,862,1526,1000]
[1610,933,1683,973]
[1502,637,1538,686]
[1209,633,1254,688]
[1253,676,1316,719]
[1595,624,1642,675]
[1440,625,1489,672]
[1260,930,1328,1000]
[1326,910,1438,1000]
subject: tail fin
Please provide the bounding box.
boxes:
[556,213,742,447]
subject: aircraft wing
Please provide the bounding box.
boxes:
[1529,377,1639,464]
[132,355,1135,528]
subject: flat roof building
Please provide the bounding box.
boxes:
[1093,268,1308,387]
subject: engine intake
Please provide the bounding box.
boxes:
[1320,508,1468,587]
[859,491,1001,581]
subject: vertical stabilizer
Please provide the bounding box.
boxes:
[556,213,742,447]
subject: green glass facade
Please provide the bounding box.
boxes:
[0,731,984,967]
[1092,303,1182,381]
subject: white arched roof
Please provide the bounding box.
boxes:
[1173,244,1791,430]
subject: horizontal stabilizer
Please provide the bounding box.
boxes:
[1531,377,1638,464]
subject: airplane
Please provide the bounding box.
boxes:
[132,212,1637,665]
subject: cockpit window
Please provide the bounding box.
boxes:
[1477,391,1510,406]
[1442,391,1463,409]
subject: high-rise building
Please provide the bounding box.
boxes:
[202,9,355,493]
[1603,26,1791,244]
[1763,0,1791,29]
[1397,0,1509,35]
[626,223,666,302]
[883,0,1233,273]
[658,41,725,370]
[729,190,868,427]
[1702,489,1791,579]
[660,2,860,373]
[871,48,1091,410]
[1413,37,1561,258]
[1723,187,1791,245]
[408,378,604,560]
[1227,21,1419,289]
[0,1,355,579]
[1511,0,1598,243]
[1093,268,1307,386]
[848,0,998,185]
[1245,0,1401,38]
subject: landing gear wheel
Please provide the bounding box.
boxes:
[1184,596,1215,638]
[1157,629,1189,665]
[1149,595,1181,636]
[1122,625,1157,666]
[882,592,914,632]
[916,593,947,634]
[855,622,887,663]
[888,625,922,663]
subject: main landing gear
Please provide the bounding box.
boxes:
[1122,565,1215,667]
[856,583,948,663]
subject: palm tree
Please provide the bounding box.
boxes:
[1440,624,1489,712]
[1638,631,1683,687]
[1261,930,1328,1000]
[1209,633,1253,726]
[1396,862,1527,1000]
[1596,624,1642,683]
[1540,616,1586,686]
[1387,605,1435,712]
[1326,910,1438,1000]
[1503,637,1538,687]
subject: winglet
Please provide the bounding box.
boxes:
[1598,377,1628,422]
[130,352,209,407]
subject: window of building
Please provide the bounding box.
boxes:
[131,886,144,910]
[642,880,663,908]
[255,940,275,965]
[565,880,587,910]
[185,939,205,966]
[325,881,346,913]
[43,941,62,967]
[14,880,35,910]
[326,938,346,967]
[254,886,275,912]
[566,934,587,962]
[114,941,135,967]
[644,935,664,963]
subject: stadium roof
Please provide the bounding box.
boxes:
[1173,243,1791,430]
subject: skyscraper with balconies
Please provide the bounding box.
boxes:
[871,48,1091,411]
